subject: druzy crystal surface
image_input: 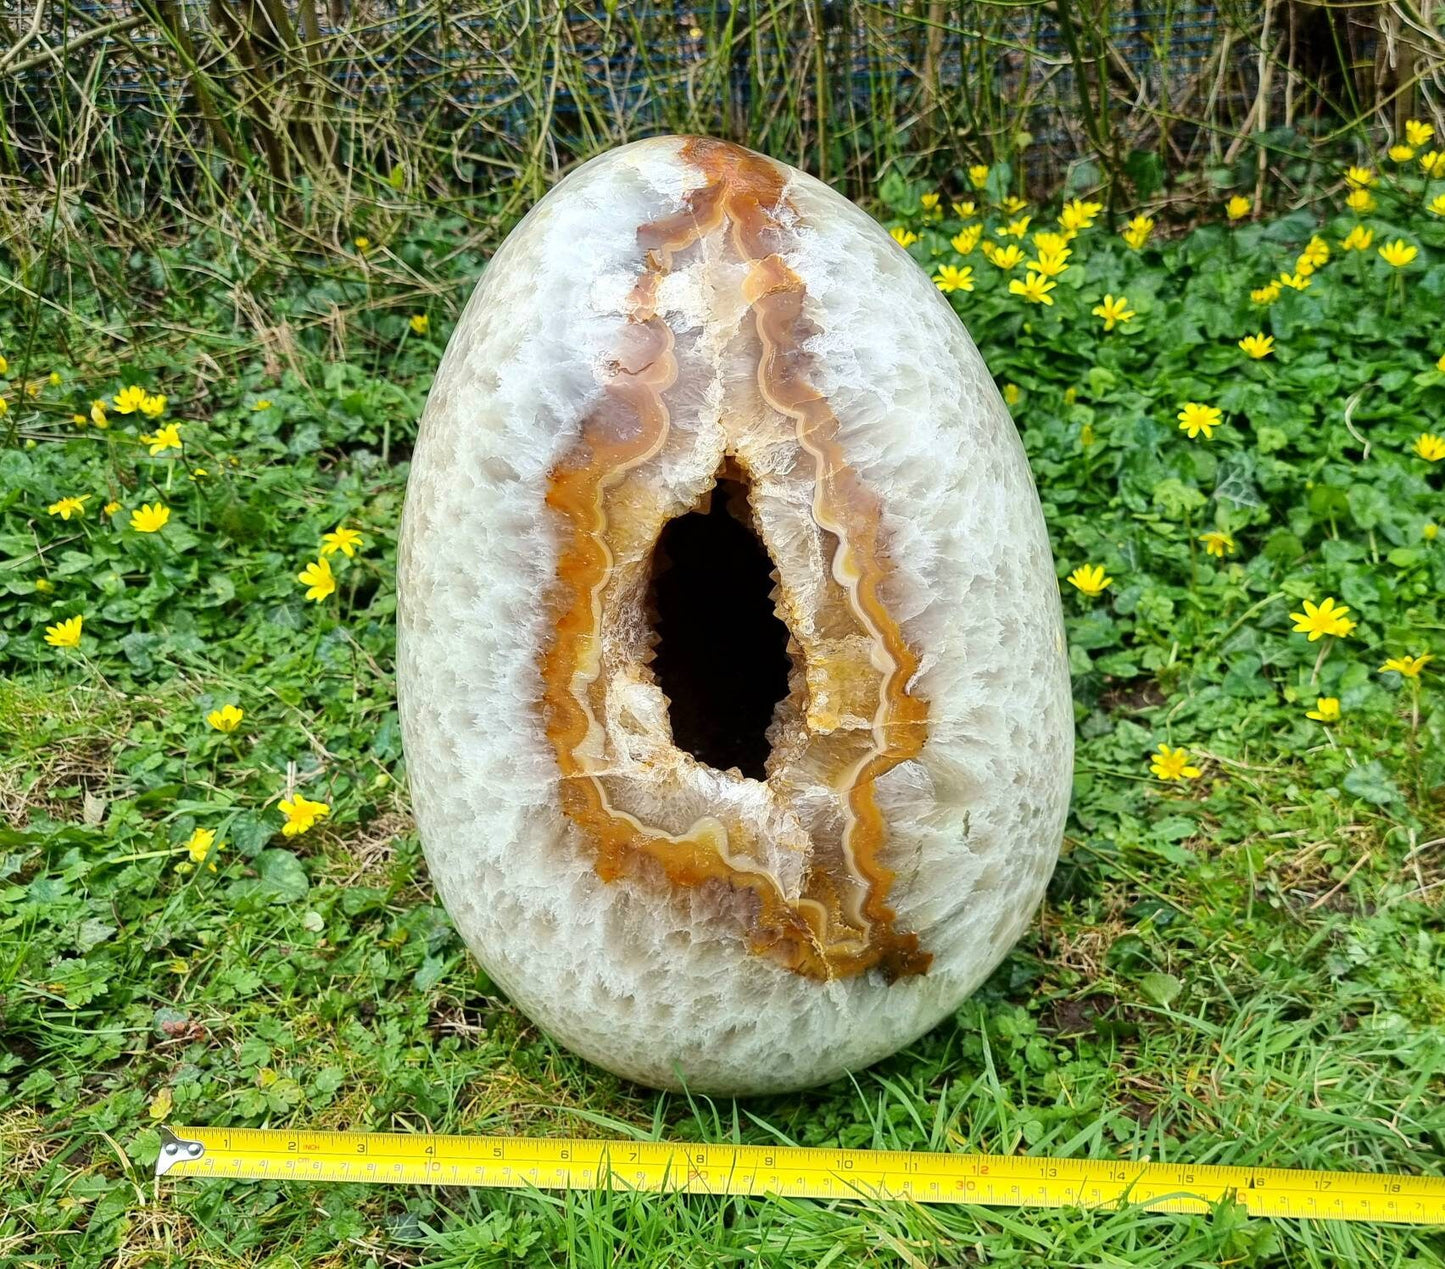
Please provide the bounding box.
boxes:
[397,137,1072,1094]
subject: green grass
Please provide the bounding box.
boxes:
[2,147,1444,1267]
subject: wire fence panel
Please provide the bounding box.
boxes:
[1,0,1437,211]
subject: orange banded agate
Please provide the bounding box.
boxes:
[539,139,931,983]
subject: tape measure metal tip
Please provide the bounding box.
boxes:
[156,1125,207,1175]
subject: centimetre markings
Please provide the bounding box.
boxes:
[154,1127,1445,1226]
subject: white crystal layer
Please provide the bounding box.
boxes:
[396,137,1073,1095]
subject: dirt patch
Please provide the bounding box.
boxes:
[1038,992,1128,1039]
[1098,677,1167,715]
[0,735,115,828]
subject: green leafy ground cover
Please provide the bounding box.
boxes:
[3,153,1444,1266]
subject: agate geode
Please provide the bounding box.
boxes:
[396,136,1072,1094]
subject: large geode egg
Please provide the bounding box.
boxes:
[397,136,1072,1095]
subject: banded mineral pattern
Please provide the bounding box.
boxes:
[539,138,932,983]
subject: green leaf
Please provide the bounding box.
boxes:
[225,811,276,858]
[1140,972,1182,1006]
[1124,148,1164,198]
[1342,761,1401,807]
[413,954,448,991]
[255,848,309,901]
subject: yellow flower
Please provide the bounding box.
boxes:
[889,226,918,249]
[44,615,83,648]
[951,225,982,255]
[185,827,221,865]
[1198,530,1235,557]
[252,398,273,411]
[1177,402,1223,440]
[1031,230,1070,255]
[1066,563,1112,597]
[1025,250,1070,278]
[35,578,53,593]
[354,236,371,252]
[1001,215,1031,238]
[47,495,89,520]
[951,199,976,219]
[1225,194,1251,220]
[1344,165,1376,189]
[1300,236,1329,267]
[1150,744,1201,782]
[1059,198,1101,232]
[1251,282,1282,305]
[1290,596,1353,642]
[1294,257,1316,278]
[920,192,940,213]
[933,264,975,294]
[1340,225,1374,252]
[1063,387,1078,405]
[1379,653,1432,679]
[0,353,6,375]
[1079,422,1095,447]
[1437,352,1445,373]
[140,423,183,456]
[1414,433,1445,462]
[1425,522,1440,541]
[1238,333,1274,359]
[1002,383,1022,406]
[297,556,336,602]
[1378,239,1418,268]
[409,314,429,334]
[1121,214,1154,250]
[48,371,61,386]
[103,500,121,516]
[320,526,365,557]
[989,243,1025,270]
[1404,119,1434,147]
[1420,151,1445,178]
[207,704,244,732]
[130,503,171,533]
[1009,271,1056,305]
[1430,194,1445,217]
[279,795,330,837]
[0,398,8,419]
[1388,144,1416,163]
[1001,196,1029,216]
[968,164,989,189]
[112,385,149,414]
[1092,294,1136,331]
[1345,188,1376,214]
[1306,697,1340,723]
[90,400,109,428]
[1279,271,1312,291]
[140,392,167,418]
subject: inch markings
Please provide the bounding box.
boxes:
[155,1127,1445,1225]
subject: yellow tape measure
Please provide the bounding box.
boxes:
[155,1126,1444,1225]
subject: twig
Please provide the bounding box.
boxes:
[1307,851,1372,910]
[1,13,147,75]
[0,0,47,73]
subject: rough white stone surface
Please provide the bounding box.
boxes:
[396,136,1073,1095]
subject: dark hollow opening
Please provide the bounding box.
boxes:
[647,469,791,780]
